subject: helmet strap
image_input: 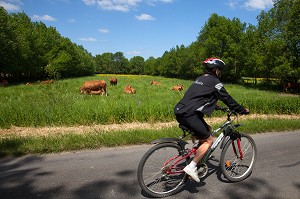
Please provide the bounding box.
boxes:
[216,69,222,78]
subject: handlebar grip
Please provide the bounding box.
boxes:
[241,110,250,115]
[215,106,229,112]
[215,105,222,110]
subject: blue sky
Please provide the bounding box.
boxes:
[1,0,274,59]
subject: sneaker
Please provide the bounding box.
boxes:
[183,165,200,183]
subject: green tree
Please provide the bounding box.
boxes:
[144,56,158,75]
[113,52,129,74]
[46,37,95,78]
[240,24,262,84]
[129,56,145,74]
[0,7,18,78]
[196,13,246,82]
[0,9,95,81]
[271,0,300,82]
[9,12,35,80]
[94,54,104,73]
[159,50,176,77]
[99,53,114,73]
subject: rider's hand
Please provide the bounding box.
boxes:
[243,108,250,115]
[215,105,222,110]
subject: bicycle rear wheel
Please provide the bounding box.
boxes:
[220,133,257,182]
[137,143,188,198]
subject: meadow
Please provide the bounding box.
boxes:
[1,74,189,128]
[1,74,299,129]
[0,74,299,156]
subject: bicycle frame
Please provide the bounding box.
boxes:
[163,114,244,175]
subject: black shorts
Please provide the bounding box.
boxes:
[176,113,211,139]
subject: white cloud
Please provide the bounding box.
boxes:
[98,28,109,33]
[31,15,56,21]
[126,51,142,55]
[0,0,21,11]
[59,0,71,3]
[147,0,174,6]
[136,13,155,21]
[160,0,174,3]
[68,18,76,23]
[78,37,97,42]
[228,0,238,8]
[227,0,273,10]
[82,0,174,11]
[82,0,96,6]
[82,0,142,12]
[243,0,274,10]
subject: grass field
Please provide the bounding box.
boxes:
[0,74,299,128]
[0,74,299,156]
[1,74,188,128]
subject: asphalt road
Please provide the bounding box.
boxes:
[0,130,300,199]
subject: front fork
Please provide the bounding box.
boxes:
[232,138,244,160]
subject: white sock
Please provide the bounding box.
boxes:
[189,161,197,169]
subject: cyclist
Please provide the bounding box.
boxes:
[174,57,249,182]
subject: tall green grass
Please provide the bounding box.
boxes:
[0,75,299,128]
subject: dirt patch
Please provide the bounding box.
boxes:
[0,114,299,138]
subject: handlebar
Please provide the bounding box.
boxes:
[215,105,249,118]
[215,106,230,112]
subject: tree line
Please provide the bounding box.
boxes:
[0,7,95,81]
[0,0,299,84]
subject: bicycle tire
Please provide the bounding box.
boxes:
[137,142,189,198]
[220,133,257,182]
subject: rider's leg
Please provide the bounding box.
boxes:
[177,114,212,182]
[183,135,213,182]
[191,135,213,164]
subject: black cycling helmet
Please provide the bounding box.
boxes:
[202,57,225,70]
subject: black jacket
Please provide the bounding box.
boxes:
[174,73,246,117]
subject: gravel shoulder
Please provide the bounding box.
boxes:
[1,114,300,137]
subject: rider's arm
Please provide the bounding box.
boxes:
[214,81,248,114]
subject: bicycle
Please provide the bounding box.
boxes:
[137,107,257,198]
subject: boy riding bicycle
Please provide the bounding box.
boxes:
[174,57,249,182]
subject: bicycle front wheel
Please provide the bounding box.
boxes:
[220,133,257,182]
[137,143,188,198]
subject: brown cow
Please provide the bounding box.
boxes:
[80,80,107,96]
[150,80,161,85]
[0,80,8,87]
[283,82,300,92]
[41,80,55,84]
[87,90,104,95]
[124,85,136,94]
[172,84,184,91]
[109,77,118,86]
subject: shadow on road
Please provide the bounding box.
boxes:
[0,156,63,199]
[1,155,299,199]
[0,156,141,199]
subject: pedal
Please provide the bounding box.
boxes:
[198,163,208,178]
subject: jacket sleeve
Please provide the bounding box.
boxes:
[215,82,246,114]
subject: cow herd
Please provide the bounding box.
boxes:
[79,77,185,96]
[1,77,298,94]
